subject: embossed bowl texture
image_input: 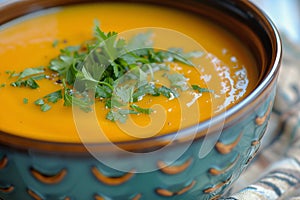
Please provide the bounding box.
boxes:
[0,0,281,200]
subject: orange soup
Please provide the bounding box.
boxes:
[0,3,258,143]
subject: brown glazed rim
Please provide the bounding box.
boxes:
[0,0,282,154]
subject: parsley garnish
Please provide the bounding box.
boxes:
[52,39,59,48]
[34,98,45,106]
[44,90,63,103]
[41,104,51,112]
[23,98,28,104]
[10,67,45,89]
[130,104,153,114]
[5,70,18,78]
[11,77,40,89]
[63,86,93,112]
[106,109,138,123]
[167,73,189,91]
[157,86,179,99]
[34,90,62,111]
[18,67,44,79]
[192,85,214,93]
[7,24,211,123]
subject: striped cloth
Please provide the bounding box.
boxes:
[224,29,300,199]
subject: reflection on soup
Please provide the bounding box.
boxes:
[0,3,258,143]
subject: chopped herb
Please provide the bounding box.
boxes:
[17,67,44,80]
[41,103,51,112]
[5,70,18,78]
[33,90,62,112]
[95,85,112,99]
[184,51,204,58]
[132,83,159,102]
[166,48,203,65]
[192,85,214,93]
[7,24,210,123]
[114,85,135,104]
[10,67,45,89]
[0,83,5,88]
[34,98,44,105]
[105,97,124,109]
[130,104,153,114]
[105,110,116,121]
[52,39,59,48]
[44,90,62,103]
[23,98,28,104]
[158,86,179,99]
[63,81,93,112]
[106,109,138,123]
[167,73,189,91]
[11,78,40,89]
[31,74,46,80]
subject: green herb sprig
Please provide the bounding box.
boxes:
[8,25,211,123]
[10,66,45,89]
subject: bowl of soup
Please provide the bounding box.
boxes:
[0,0,281,199]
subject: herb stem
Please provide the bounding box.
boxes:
[98,81,114,90]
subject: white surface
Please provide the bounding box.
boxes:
[251,0,300,44]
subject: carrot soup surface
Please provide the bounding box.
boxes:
[0,3,258,143]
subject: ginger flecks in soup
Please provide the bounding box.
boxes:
[0,3,258,143]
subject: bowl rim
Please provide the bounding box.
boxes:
[0,0,282,154]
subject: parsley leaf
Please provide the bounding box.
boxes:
[5,70,18,78]
[115,85,135,103]
[41,104,51,112]
[11,78,39,89]
[33,90,62,112]
[52,39,59,48]
[106,109,138,123]
[7,24,210,124]
[34,98,52,112]
[158,86,179,99]
[192,85,214,93]
[167,73,189,91]
[10,67,45,89]
[44,90,63,103]
[132,83,159,102]
[166,48,203,66]
[34,98,45,105]
[130,104,153,114]
[17,67,44,80]
[63,81,93,112]
[23,98,28,104]
[95,85,112,99]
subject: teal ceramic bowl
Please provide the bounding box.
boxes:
[0,0,281,200]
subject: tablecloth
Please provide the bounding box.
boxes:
[224,1,300,199]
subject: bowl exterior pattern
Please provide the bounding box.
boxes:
[0,85,277,200]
